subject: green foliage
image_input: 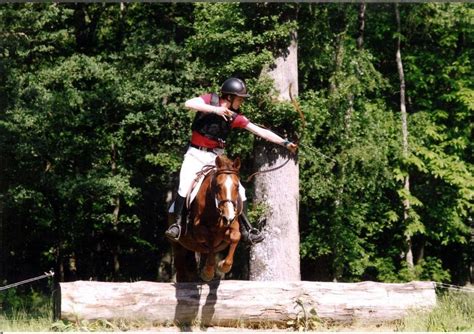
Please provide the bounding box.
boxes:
[398,290,474,331]
[298,6,402,280]
[0,3,472,285]
[417,257,452,282]
[297,2,473,283]
[188,3,297,81]
[0,288,51,319]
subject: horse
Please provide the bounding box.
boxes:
[168,155,242,282]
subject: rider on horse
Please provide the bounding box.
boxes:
[166,77,298,244]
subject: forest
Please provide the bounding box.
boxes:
[0,2,472,291]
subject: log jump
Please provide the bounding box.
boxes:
[58,280,436,326]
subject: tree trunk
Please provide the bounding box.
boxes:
[57,246,65,282]
[0,154,5,283]
[357,3,366,50]
[250,34,300,281]
[329,23,349,282]
[395,3,414,270]
[58,280,437,326]
[470,220,474,284]
[265,35,299,101]
[343,2,365,133]
[329,30,346,96]
[111,143,121,277]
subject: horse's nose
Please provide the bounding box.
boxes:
[222,216,230,225]
[222,202,236,224]
[222,212,236,226]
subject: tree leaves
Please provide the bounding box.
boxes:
[0,3,472,283]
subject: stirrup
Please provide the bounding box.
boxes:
[248,228,264,245]
[165,223,182,241]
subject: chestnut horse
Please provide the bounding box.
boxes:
[169,155,242,282]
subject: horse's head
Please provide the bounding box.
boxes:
[213,155,241,226]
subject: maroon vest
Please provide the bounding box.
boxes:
[191,93,238,143]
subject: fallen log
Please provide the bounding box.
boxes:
[58,280,436,326]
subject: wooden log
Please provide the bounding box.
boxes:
[59,280,436,326]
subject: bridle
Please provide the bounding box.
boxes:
[211,169,241,224]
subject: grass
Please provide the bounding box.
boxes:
[395,289,474,332]
[0,312,52,331]
[0,288,473,332]
[0,288,55,332]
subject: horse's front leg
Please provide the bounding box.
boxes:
[192,217,207,244]
[200,248,216,282]
[218,219,241,274]
[172,243,198,282]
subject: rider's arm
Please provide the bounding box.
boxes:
[245,122,298,153]
[184,96,232,119]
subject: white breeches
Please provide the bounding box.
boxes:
[177,147,246,201]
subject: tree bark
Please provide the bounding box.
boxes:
[265,36,299,101]
[329,31,346,96]
[357,3,366,50]
[0,154,5,283]
[111,142,121,277]
[395,3,414,269]
[59,280,436,326]
[250,146,300,281]
[328,22,348,282]
[251,34,300,281]
[470,219,474,284]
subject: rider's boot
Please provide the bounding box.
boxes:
[239,202,264,245]
[165,195,186,241]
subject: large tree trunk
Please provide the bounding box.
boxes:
[250,34,300,281]
[395,3,414,270]
[58,280,436,326]
[265,36,299,101]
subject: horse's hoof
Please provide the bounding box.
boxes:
[217,260,232,274]
[215,266,225,280]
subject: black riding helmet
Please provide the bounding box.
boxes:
[220,78,250,98]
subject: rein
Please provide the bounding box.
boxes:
[245,157,291,182]
[185,164,215,208]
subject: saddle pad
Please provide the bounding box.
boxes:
[187,171,208,208]
[168,168,214,213]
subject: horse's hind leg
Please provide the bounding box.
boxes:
[172,243,198,282]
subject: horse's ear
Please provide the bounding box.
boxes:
[215,155,223,168]
[233,157,241,170]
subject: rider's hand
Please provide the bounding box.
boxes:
[213,107,235,121]
[283,141,298,154]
